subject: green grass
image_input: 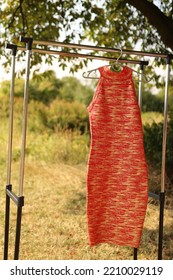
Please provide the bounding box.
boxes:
[0,111,173,260]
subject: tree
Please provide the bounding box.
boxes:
[58,76,93,105]
[87,0,173,52]
[0,0,173,70]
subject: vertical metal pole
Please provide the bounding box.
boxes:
[158,56,170,260]
[134,248,138,260]
[133,63,144,260]
[7,54,16,185]
[13,37,33,259]
[4,44,17,260]
[138,64,144,109]
[161,58,170,193]
[18,48,32,197]
[14,207,22,260]
[14,196,24,260]
[4,185,12,260]
[158,192,165,260]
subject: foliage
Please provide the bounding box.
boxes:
[142,90,163,113]
[0,70,61,103]
[0,71,93,105]
[157,86,173,113]
[142,112,163,126]
[144,118,173,181]
[29,70,62,104]
[0,0,173,73]
[144,122,163,167]
[45,99,89,134]
[0,75,91,135]
[0,0,94,72]
[58,76,93,106]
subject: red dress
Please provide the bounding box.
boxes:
[87,66,148,248]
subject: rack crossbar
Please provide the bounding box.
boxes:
[6,187,24,207]
[32,39,173,59]
[18,46,149,65]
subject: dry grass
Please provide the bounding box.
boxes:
[0,159,172,260]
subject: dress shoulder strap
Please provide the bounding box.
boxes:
[98,66,105,76]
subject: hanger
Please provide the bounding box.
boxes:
[82,48,150,82]
[82,48,123,79]
[82,63,149,82]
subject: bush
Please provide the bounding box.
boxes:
[144,118,173,180]
[45,99,89,133]
[29,71,62,104]
[27,100,48,132]
[142,90,163,113]
[58,76,93,106]
[144,122,162,166]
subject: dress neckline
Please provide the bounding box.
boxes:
[103,65,129,77]
[98,65,133,81]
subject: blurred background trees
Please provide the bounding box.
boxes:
[0,0,173,181]
[0,0,173,71]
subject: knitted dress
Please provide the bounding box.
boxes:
[86,65,148,248]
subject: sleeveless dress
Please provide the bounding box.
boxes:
[86,65,148,248]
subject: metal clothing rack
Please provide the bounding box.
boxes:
[3,36,172,260]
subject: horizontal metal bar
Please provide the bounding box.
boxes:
[33,39,172,59]
[149,191,160,200]
[18,46,148,65]
[6,188,24,207]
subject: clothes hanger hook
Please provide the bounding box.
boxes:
[115,48,123,65]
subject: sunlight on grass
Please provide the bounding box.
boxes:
[141,112,164,125]
[0,158,172,260]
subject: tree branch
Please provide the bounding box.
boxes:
[6,0,25,32]
[19,0,26,35]
[126,0,173,50]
